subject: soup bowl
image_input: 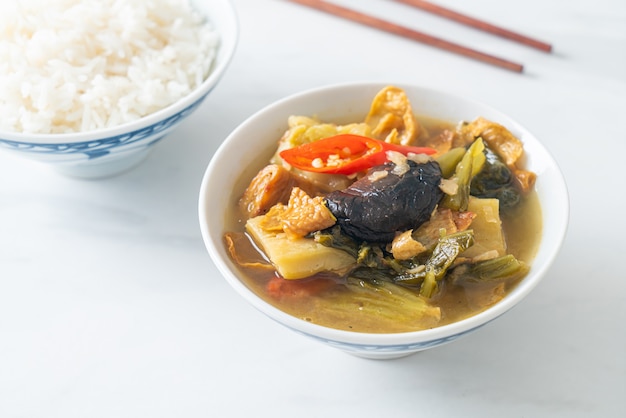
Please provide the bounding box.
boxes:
[0,0,238,179]
[198,82,569,360]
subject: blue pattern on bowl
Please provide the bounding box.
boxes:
[287,321,488,359]
[0,97,205,159]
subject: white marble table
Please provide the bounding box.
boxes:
[1,0,624,416]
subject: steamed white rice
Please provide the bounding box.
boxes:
[0,0,220,134]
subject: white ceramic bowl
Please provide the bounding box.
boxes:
[198,82,569,360]
[0,0,238,179]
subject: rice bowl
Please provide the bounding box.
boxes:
[0,0,238,178]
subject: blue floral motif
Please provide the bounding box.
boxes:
[0,96,206,159]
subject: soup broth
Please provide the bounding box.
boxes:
[224,91,543,334]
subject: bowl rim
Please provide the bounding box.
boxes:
[198,81,570,347]
[0,0,239,144]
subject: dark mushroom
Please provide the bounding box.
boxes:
[325,160,444,242]
[470,146,521,209]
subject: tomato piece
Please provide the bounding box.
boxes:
[279,134,436,175]
[266,275,336,299]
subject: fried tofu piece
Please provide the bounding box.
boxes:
[239,164,295,218]
[391,230,428,260]
[260,187,336,238]
[412,208,476,250]
[365,86,419,146]
[457,117,523,166]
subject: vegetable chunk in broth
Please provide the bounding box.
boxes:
[224,86,542,333]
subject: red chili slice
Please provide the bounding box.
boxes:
[279,134,436,175]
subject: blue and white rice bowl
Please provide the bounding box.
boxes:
[198,82,569,360]
[0,0,238,178]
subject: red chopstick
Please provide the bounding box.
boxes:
[287,0,524,73]
[393,0,552,52]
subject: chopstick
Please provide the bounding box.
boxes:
[287,0,524,73]
[393,0,552,52]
